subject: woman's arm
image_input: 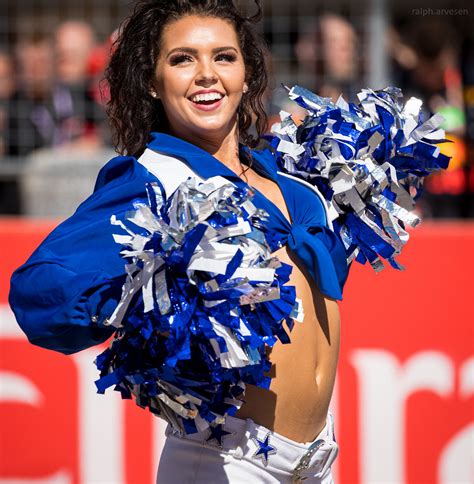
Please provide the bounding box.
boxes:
[9,155,166,355]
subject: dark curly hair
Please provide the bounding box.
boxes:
[105,0,269,157]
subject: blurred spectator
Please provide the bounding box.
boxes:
[390,18,467,218]
[52,20,108,150]
[295,13,361,102]
[0,50,14,99]
[7,33,56,157]
[0,50,15,156]
[56,20,97,85]
[0,49,21,214]
[5,22,109,158]
[268,13,363,127]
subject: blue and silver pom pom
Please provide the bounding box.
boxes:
[94,176,302,435]
[268,85,450,271]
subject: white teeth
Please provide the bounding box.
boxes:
[191,92,223,103]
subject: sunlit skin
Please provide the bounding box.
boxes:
[155,15,340,443]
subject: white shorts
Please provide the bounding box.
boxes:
[156,412,339,483]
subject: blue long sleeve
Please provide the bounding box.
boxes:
[9,155,166,355]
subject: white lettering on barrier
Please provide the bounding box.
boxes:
[459,357,474,397]
[2,306,472,483]
[0,370,44,405]
[73,349,124,484]
[438,357,474,484]
[438,423,474,484]
[350,350,454,483]
[0,342,72,483]
[1,306,126,483]
[1,471,72,484]
[0,306,24,338]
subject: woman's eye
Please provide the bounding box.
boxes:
[215,53,236,62]
[169,54,193,66]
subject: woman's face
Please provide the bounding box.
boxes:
[154,15,247,143]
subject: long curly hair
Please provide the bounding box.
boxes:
[105,0,269,157]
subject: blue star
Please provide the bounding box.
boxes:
[251,432,277,466]
[205,424,233,448]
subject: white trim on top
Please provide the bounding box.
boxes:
[138,148,334,230]
[137,148,204,200]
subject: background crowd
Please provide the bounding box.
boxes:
[1,0,472,218]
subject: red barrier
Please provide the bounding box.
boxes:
[338,222,474,483]
[1,218,473,483]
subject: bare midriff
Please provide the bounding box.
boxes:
[233,168,341,444]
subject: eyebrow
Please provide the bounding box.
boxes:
[166,46,238,58]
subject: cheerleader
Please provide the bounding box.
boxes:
[9,1,448,483]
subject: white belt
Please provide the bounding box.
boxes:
[165,411,339,481]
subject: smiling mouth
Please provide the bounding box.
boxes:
[192,98,221,106]
[188,94,225,111]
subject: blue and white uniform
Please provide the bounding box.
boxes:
[9,132,349,355]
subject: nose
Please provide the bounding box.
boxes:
[195,57,218,87]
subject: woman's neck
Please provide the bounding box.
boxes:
[170,125,244,176]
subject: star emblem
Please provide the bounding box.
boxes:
[204,424,234,449]
[251,432,277,466]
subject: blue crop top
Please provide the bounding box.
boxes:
[9,132,349,355]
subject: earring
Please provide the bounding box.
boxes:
[150,90,159,99]
[243,84,248,94]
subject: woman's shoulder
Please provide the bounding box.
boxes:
[93,154,141,191]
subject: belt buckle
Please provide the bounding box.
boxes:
[291,439,325,483]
